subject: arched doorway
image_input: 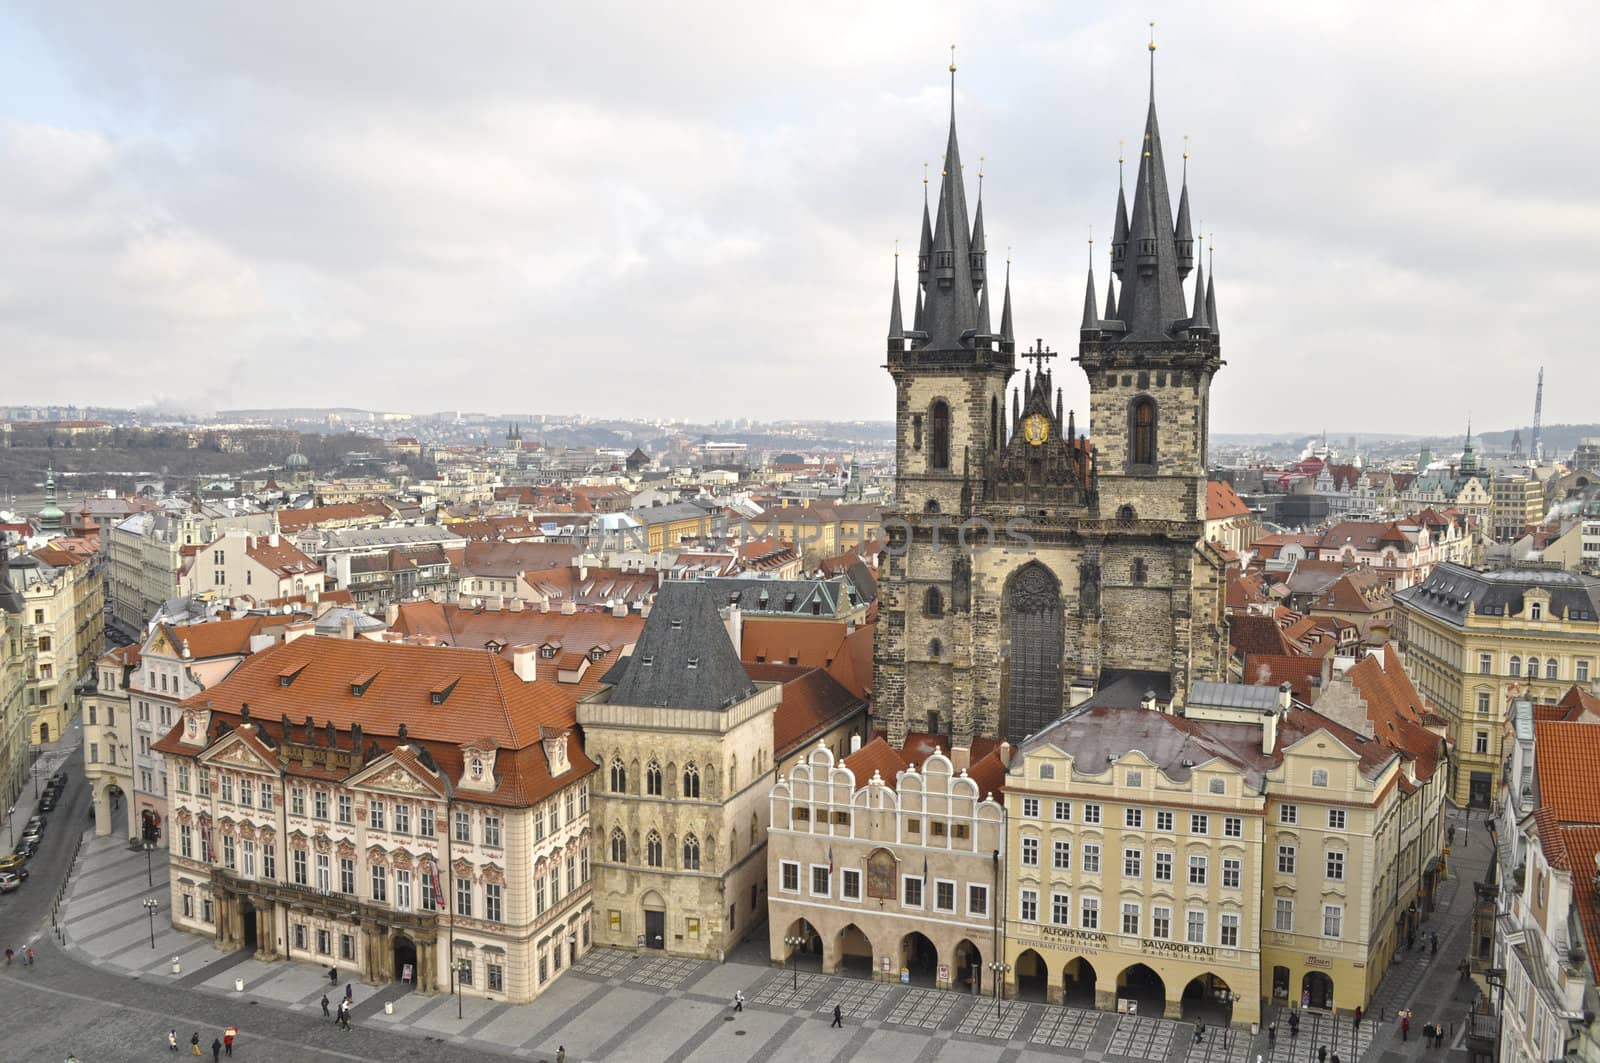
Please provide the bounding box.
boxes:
[952,939,983,994]
[1115,963,1166,1017]
[1015,948,1049,1001]
[392,934,418,987]
[900,931,938,986]
[239,898,258,952]
[640,890,666,949]
[784,918,823,975]
[1063,956,1097,1007]
[1004,562,1063,743]
[1181,973,1234,1024]
[1302,970,1334,1010]
[835,924,873,978]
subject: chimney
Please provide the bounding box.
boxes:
[950,745,971,773]
[560,600,577,615]
[579,562,588,580]
[723,604,743,657]
[510,644,538,683]
[1140,689,1156,713]
[181,638,192,659]
[1278,681,1294,712]
[269,532,280,548]
[340,614,357,640]
[1262,705,1281,755]
[507,596,525,612]
[385,602,400,627]
[849,732,862,754]
[612,602,628,618]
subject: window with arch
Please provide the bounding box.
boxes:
[729,755,738,791]
[1509,655,1522,677]
[990,395,999,450]
[928,400,951,471]
[1546,658,1559,680]
[924,498,941,514]
[1131,397,1156,467]
[929,638,943,658]
[1117,504,1137,522]
[645,830,663,868]
[683,834,701,870]
[1131,558,1148,584]
[609,757,627,793]
[645,760,663,797]
[682,763,701,799]
[1527,657,1540,682]
[925,586,945,617]
[610,828,627,863]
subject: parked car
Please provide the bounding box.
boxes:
[0,854,26,873]
[10,839,35,858]
[19,828,42,846]
[37,796,55,813]
[0,872,21,892]
[25,816,44,832]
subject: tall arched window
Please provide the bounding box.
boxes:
[928,400,951,471]
[729,755,738,791]
[610,827,627,863]
[682,763,701,799]
[929,638,943,658]
[609,757,627,794]
[1509,655,1522,677]
[990,396,999,450]
[925,586,945,617]
[645,760,663,797]
[1546,658,1559,680]
[645,830,663,868]
[1005,561,1063,745]
[1131,397,1157,467]
[1526,658,1540,682]
[682,834,701,870]
[1132,559,1148,585]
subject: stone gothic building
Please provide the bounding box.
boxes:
[873,58,1228,749]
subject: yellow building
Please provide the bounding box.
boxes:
[0,548,28,807]
[1492,476,1544,543]
[1395,561,1600,808]
[749,503,881,567]
[1002,682,1432,1022]
[9,547,102,745]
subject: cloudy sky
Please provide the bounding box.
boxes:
[0,2,1592,434]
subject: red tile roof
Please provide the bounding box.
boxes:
[275,500,392,533]
[1243,654,1326,701]
[1559,826,1600,963]
[1535,721,1600,822]
[391,601,642,657]
[1207,480,1251,520]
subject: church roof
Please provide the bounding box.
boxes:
[605,581,757,711]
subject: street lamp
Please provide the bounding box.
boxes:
[784,935,807,991]
[988,961,1011,1020]
[143,840,155,887]
[1486,967,1507,1063]
[142,898,159,949]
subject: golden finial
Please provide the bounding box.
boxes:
[1148,21,1156,51]
[949,44,957,73]
[1007,244,1012,266]
[922,162,928,186]
[1118,138,1125,165]
[979,154,985,178]
[894,238,900,258]
[1183,134,1189,160]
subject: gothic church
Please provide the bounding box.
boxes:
[873,49,1228,749]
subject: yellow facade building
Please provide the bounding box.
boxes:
[1395,561,1600,808]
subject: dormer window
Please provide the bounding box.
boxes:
[641,655,654,667]
[470,757,484,780]
[1530,601,1543,620]
[687,657,700,670]
[670,619,683,631]
[589,646,605,662]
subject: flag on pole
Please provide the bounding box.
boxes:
[430,862,444,910]
[828,846,834,875]
[922,856,929,887]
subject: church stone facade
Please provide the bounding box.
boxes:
[874,62,1227,750]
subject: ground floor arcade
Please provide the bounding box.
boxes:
[768,905,998,993]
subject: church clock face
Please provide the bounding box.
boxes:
[1022,414,1050,446]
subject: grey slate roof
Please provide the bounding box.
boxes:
[1395,561,1600,625]
[605,581,756,710]
[699,576,861,618]
[1189,681,1279,712]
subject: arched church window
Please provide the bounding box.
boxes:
[682,763,701,799]
[1132,559,1148,585]
[1131,397,1157,467]
[609,757,627,794]
[1118,505,1137,522]
[929,638,943,658]
[928,401,951,471]
[610,827,627,863]
[645,830,663,868]
[645,760,662,797]
[925,586,944,617]
[991,396,999,450]
[682,834,701,870]
[924,499,941,514]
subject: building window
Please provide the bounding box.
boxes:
[484,882,503,923]
[1156,810,1173,832]
[241,840,256,878]
[1209,777,1225,795]
[811,865,831,897]
[1020,889,1038,922]
[902,876,923,909]
[1081,897,1102,929]
[1220,912,1240,948]
[220,775,234,803]
[338,857,355,895]
[1131,397,1157,466]
[1188,855,1207,885]
[1022,797,1040,819]
[1275,897,1294,931]
[1083,803,1101,825]
[457,958,473,987]
[1222,858,1241,889]
[1477,691,1491,714]
[1125,807,1143,829]
[1580,660,1591,683]
[927,401,950,471]
[1053,801,1072,822]
[1122,902,1141,935]
[1279,805,1298,825]
[682,763,700,799]
[337,794,353,824]
[455,877,472,918]
[1049,892,1070,926]
[1531,602,1544,620]
[314,791,329,820]
[925,586,945,617]
[1021,836,1039,866]
[1186,910,1206,944]
[1323,904,1343,938]
[1310,769,1328,788]
[1326,851,1345,881]
[293,924,307,951]
[968,884,988,917]
[454,810,471,843]
[1547,658,1559,679]
[1509,655,1522,677]
[645,760,663,796]
[1053,840,1071,871]
[1327,808,1347,830]
[1082,844,1101,874]
[1123,848,1143,879]
[644,832,664,868]
[1152,906,1171,939]
[1475,731,1490,755]
[1278,845,1296,874]
[368,800,386,830]
[292,850,307,886]
[487,962,504,993]
[683,834,701,870]
[1224,816,1242,838]
[610,757,627,793]
[290,787,304,816]
[1190,814,1209,835]
[177,765,191,793]
[1154,851,1173,881]
[780,861,799,893]
[483,814,501,848]
[369,866,387,902]
[394,804,409,834]
[180,824,192,859]
[222,835,235,871]
[610,827,628,863]
[934,880,956,912]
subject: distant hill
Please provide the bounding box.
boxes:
[1476,423,1600,455]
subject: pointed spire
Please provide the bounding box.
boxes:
[1080,239,1100,335]
[1174,136,1194,277]
[1012,384,1021,427]
[975,278,992,339]
[1205,236,1218,334]
[1110,144,1129,276]
[922,47,980,350]
[1067,407,1076,441]
[1188,236,1209,333]
[917,167,933,287]
[887,250,905,352]
[914,286,925,333]
[1055,388,1064,427]
[1104,272,1118,320]
[999,255,1015,354]
[969,157,987,290]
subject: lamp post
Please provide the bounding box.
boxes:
[142,898,159,948]
[988,961,1011,1020]
[1486,967,1506,1063]
[784,934,807,991]
[143,840,155,887]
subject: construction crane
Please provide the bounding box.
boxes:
[1531,366,1545,462]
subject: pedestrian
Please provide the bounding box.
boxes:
[329,965,338,984]
[1402,1015,1410,1042]
[1268,1022,1277,1045]
[1437,1025,1446,1049]
[4,946,11,964]
[25,945,33,965]
[1257,1055,1263,1063]
[344,981,353,1001]
[223,1029,234,1056]
[734,990,744,1012]
[831,1004,843,1028]
[321,994,330,1019]
[211,1037,221,1063]
[1318,1045,1327,1063]
[1195,1021,1205,1044]
[557,1047,566,1063]
[191,1032,201,1056]
[1354,1005,1363,1029]
[1332,1055,1340,1063]
[169,1029,179,1052]
[1431,931,1439,956]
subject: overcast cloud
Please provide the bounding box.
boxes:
[0,1,1594,435]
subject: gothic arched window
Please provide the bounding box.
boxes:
[609,757,627,794]
[1132,559,1148,585]
[1131,397,1157,467]
[610,827,627,863]
[925,586,944,617]
[645,760,663,797]
[645,830,663,868]
[682,833,701,870]
[929,638,943,658]
[682,763,701,799]
[928,401,951,471]
[1004,562,1063,745]
[990,396,999,450]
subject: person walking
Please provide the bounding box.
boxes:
[328,965,338,984]
[1431,931,1439,956]
[1195,1021,1205,1044]
[733,990,744,1012]
[1354,1005,1363,1030]
[1318,1044,1327,1063]
[190,1032,201,1056]
[831,1004,843,1028]
[556,1047,566,1063]
[4,946,12,964]
[1267,1022,1276,1045]
[1402,1014,1410,1042]
[168,1029,179,1052]
[321,994,330,1020]
[210,1037,221,1063]
[25,945,34,966]
[223,1028,234,1056]
[344,982,353,1002]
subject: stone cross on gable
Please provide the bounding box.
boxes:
[1024,339,1056,375]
